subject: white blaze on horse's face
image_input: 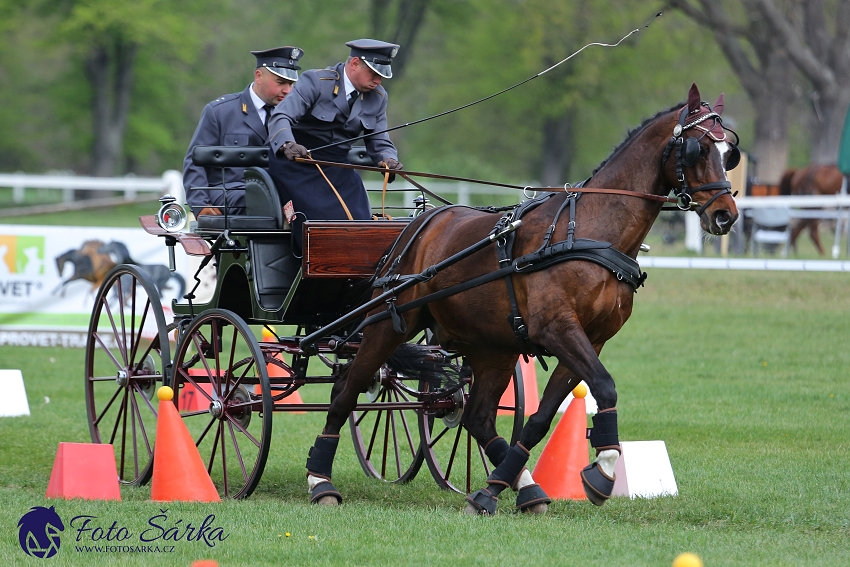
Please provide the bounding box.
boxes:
[714,141,730,177]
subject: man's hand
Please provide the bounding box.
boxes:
[282,141,310,161]
[198,207,222,216]
[379,158,403,183]
[380,158,402,170]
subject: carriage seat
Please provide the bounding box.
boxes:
[191,144,373,231]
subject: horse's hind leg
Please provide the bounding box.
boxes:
[462,352,557,515]
[305,323,406,505]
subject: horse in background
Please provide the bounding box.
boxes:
[53,240,116,296]
[779,164,845,255]
[98,241,185,300]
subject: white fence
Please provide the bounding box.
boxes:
[0,170,184,206]
[685,194,850,258]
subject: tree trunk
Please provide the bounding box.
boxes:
[84,37,137,179]
[809,89,850,164]
[748,50,796,184]
[370,0,430,80]
[540,113,575,187]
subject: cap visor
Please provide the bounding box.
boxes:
[363,60,392,79]
[267,67,298,81]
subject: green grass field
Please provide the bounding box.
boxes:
[1,268,848,566]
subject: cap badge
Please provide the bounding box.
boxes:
[291,48,301,59]
[390,47,398,57]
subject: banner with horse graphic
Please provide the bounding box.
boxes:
[0,225,200,345]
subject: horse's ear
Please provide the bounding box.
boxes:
[687,83,701,114]
[713,93,724,115]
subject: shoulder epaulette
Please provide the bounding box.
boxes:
[209,92,240,107]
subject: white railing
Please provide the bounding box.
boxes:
[685,193,850,258]
[0,170,184,205]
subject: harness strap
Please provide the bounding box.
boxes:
[352,238,645,336]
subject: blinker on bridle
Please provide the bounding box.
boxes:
[661,102,741,214]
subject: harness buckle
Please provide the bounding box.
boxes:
[676,193,692,211]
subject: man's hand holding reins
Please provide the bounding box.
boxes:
[379,158,403,183]
[282,141,310,161]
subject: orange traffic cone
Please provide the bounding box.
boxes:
[151,386,220,502]
[498,358,539,416]
[531,384,590,500]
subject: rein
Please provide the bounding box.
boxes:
[295,157,680,206]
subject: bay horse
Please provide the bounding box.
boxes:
[52,240,116,296]
[779,164,845,255]
[304,83,740,514]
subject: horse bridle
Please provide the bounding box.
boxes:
[661,102,741,215]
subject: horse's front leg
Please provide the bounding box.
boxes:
[305,325,403,505]
[538,326,621,506]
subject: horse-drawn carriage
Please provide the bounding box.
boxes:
[84,83,741,513]
[83,144,526,499]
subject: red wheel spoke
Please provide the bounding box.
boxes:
[227,421,249,483]
[108,388,128,446]
[220,421,229,497]
[93,385,124,427]
[206,422,221,476]
[91,331,123,372]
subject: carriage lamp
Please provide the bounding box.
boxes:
[156,195,186,272]
[156,195,188,233]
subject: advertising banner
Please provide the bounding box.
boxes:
[0,225,200,347]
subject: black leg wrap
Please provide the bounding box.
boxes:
[310,481,342,504]
[515,484,551,511]
[484,437,510,467]
[306,435,340,479]
[486,443,530,488]
[580,462,615,506]
[587,410,619,450]
[465,487,499,515]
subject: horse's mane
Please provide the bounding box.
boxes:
[591,102,683,176]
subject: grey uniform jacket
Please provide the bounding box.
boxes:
[267,62,397,163]
[182,85,267,214]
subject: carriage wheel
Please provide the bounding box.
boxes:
[419,360,525,494]
[85,265,171,486]
[171,309,272,499]
[349,365,424,483]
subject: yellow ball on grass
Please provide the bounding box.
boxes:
[672,552,704,567]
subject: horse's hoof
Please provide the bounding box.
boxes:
[310,480,342,505]
[515,482,551,514]
[463,503,481,515]
[465,487,498,515]
[520,502,548,515]
[580,462,614,506]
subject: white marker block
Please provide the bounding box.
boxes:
[611,440,678,499]
[0,369,30,417]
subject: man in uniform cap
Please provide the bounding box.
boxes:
[267,39,403,248]
[183,46,303,217]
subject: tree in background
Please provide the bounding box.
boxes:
[55,0,216,177]
[370,0,432,79]
[753,0,850,165]
[670,0,850,179]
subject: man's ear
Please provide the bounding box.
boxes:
[254,68,263,82]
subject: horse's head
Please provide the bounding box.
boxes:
[662,83,739,235]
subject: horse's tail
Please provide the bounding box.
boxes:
[385,342,463,389]
[779,169,796,195]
